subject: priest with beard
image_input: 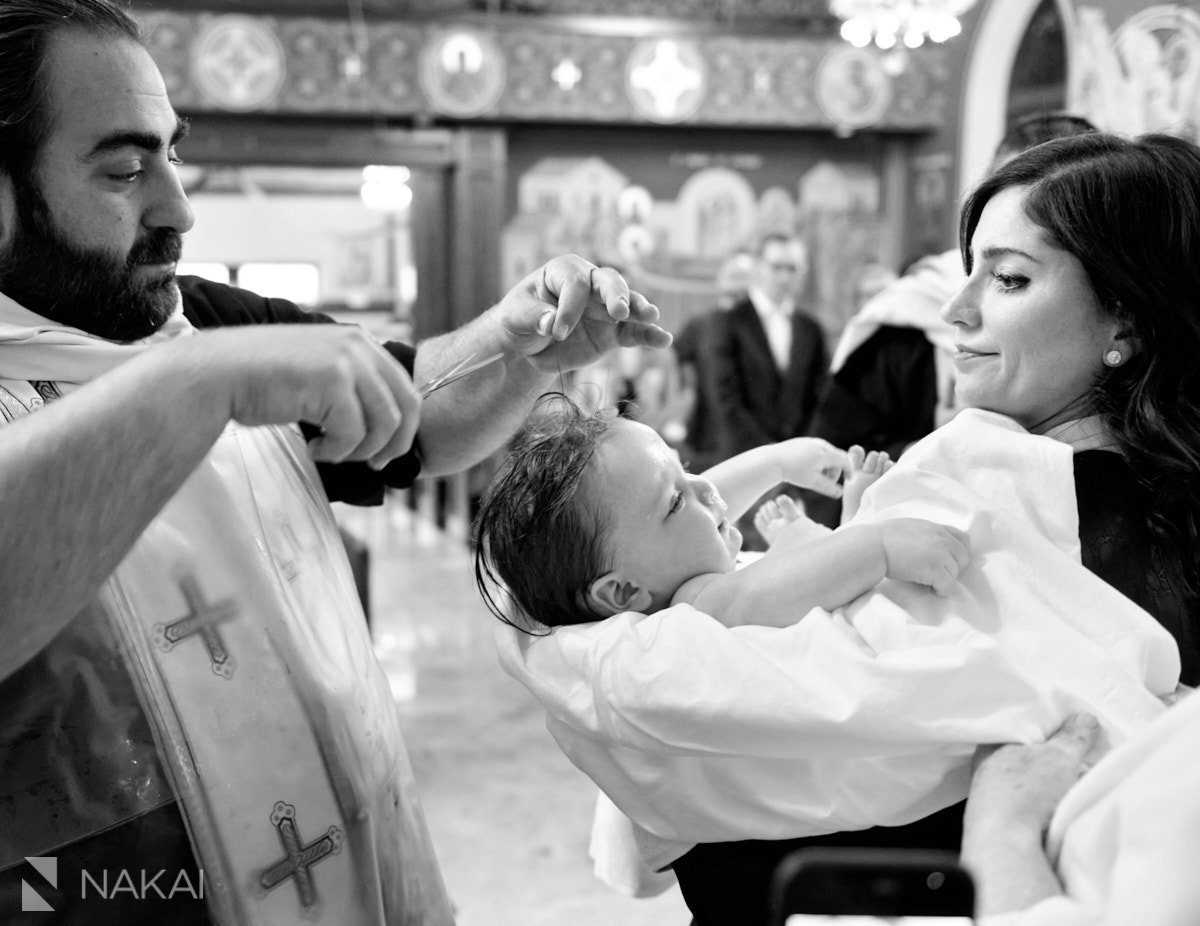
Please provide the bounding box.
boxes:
[0,3,670,924]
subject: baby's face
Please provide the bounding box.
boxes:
[589,419,741,608]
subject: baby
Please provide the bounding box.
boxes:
[483,401,1178,887]
[473,400,970,632]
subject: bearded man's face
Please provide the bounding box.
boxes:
[0,33,194,342]
[0,176,182,342]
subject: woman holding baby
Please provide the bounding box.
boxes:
[671,132,1200,924]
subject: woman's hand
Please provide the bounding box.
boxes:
[770,437,847,498]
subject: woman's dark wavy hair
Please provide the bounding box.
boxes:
[961,132,1200,592]
[473,395,617,634]
[0,0,139,187]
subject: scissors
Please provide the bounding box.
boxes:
[417,350,505,399]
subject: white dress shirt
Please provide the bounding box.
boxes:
[748,287,794,372]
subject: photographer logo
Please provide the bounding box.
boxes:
[21,856,57,913]
[13,857,204,913]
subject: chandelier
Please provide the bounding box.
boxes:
[830,0,978,49]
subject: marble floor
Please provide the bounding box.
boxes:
[334,497,689,926]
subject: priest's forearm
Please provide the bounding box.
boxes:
[0,345,231,679]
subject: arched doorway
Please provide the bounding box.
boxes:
[958,0,1075,196]
[1007,0,1070,123]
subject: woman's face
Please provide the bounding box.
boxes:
[941,185,1122,433]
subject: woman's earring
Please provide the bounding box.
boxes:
[1104,349,1124,367]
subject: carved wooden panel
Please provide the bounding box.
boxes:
[140,10,947,130]
[138,0,835,25]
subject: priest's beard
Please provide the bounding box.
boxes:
[0,178,182,342]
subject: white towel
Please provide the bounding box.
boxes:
[828,248,963,425]
[0,288,191,389]
[828,248,962,373]
[498,410,1179,876]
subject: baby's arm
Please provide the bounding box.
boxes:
[677,518,971,629]
[700,438,846,523]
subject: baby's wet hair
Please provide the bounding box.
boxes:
[473,394,617,633]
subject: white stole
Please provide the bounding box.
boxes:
[0,290,453,925]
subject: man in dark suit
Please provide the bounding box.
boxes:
[671,250,754,473]
[708,233,827,546]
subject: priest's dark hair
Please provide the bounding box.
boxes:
[0,0,140,188]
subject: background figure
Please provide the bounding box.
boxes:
[708,234,827,548]
[852,254,899,310]
[804,112,1098,527]
[670,250,754,471]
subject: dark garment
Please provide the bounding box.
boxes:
[0,803,209,926]
[673,449,1200,926]
[673,802,968,926]
[178,275,422,502]
[673,310,724,473]
[708,298,828,458]
[1074,450,1200,686]
[807,326,937,461]
[708,299,828,547]
[803,327,936,528]
[0,279,424,923]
